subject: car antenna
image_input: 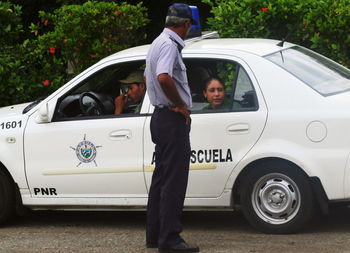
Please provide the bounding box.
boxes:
[277,28,293,47]
[276,39,285,47]
[276,21,300,47]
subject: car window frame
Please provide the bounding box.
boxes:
[52,59,150,122]
[183,56,259,115]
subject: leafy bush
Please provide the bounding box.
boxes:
[0,1,22,46]
[203,0,350,67]
[303,0,350,67]
[0,1,149,107]
[32,1,149,74]
[0,2,33,106]
[0,40,66,107]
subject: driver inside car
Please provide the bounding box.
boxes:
[114,70,146,115]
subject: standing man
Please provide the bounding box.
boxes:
[144,3,199,253]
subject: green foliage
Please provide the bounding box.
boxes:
[0,1,23,46]
[32,1,149,74]
[0,1,149,107]
[0,41,66,107]
[203,0,350,67]
[217,62,236,91]
[304,0,350,67]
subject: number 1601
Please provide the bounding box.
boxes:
[0,120,22,130]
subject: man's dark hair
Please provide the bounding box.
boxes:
[165,16,190,28]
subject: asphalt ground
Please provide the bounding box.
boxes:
[1,206,350,253]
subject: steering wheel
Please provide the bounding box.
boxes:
[78,92,105,116]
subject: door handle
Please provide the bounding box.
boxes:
[226,123,250,134]
[109,130,132,140]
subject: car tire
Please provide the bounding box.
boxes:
[240,161,314,234]
[0,169,14,224]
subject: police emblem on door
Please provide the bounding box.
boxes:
[70,134,102,167]
[77,140,95,162]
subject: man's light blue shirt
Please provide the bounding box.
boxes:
[145,28,192,108]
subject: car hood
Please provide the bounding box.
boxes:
[0,102,31,118]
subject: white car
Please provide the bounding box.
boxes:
[1,34,350,234]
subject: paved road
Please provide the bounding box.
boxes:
[1,206,350,253]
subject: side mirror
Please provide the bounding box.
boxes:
[36,103,50,123]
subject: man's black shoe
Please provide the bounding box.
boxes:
[146,242,158,248]
[158,241,199,253]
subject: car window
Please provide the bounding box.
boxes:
[53,60,146,121]
[234,67,258,110]
[185,59,258,113]
[265,46,350,96]
[73,66,119,94]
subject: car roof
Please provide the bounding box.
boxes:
[185,38,294,56]
[101,38,295,63]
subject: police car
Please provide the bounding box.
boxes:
[1,10,350,234]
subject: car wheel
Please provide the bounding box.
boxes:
[0,169,14,224]
[240,161,314,234]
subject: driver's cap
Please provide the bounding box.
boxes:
[119,70,144,84]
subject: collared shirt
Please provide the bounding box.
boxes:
[145,28,192,108]
[202,98,239,110]
[134,102,142,113]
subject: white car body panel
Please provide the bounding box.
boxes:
[0,113,28,189]
[242,54,350,200]
[24,116,148,197]
[0,103,31,117]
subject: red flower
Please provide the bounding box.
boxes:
[42,80,50,86]
[261,7,268,13]
[114,10,122,15]
[49,47,56,54]
[303,22,309,28]
[43,20,49,26]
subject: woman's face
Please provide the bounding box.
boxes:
[203,79,225,109]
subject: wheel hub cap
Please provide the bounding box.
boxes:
[252,173,301,225]
[269,190,285,205]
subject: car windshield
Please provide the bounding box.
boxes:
[265,46,350,96]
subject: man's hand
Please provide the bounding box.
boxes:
[156,74,191,124]
[169,106,191,125]
[114,94,128,115]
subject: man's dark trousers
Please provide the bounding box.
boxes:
[146,107,191,248]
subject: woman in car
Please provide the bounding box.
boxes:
[203,77,229,110]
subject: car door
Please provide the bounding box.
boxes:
[143,55,267,199]
[24,60,149,201]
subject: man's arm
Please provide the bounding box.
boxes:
[157,73,190,124]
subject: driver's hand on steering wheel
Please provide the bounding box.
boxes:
[114,93,128,115]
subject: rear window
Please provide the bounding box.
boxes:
[265,46,350,96]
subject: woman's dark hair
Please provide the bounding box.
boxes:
[203,76,225,91]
